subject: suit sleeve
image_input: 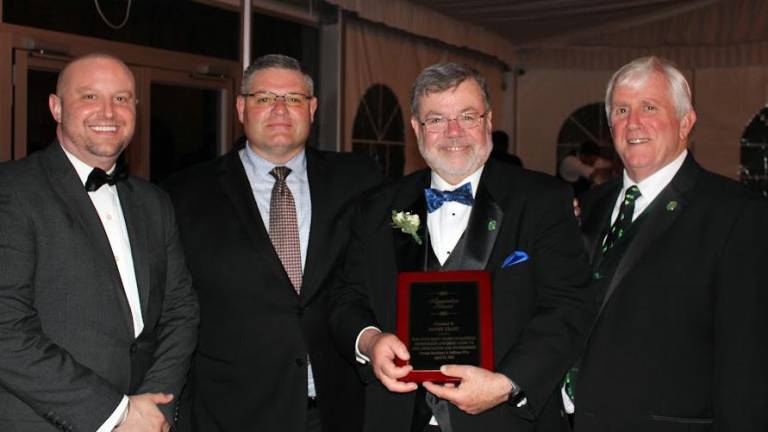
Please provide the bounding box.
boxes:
[713,195,768,430]
[496,182,595,416]
[135,191,199,422]
[0,178,124,431]
[328,199,380,383]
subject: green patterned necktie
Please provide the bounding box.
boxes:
[601,185,642,253]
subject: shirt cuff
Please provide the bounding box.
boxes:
[96,395,128,432]
[355,326,381,364]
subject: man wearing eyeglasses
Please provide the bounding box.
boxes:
[329,62,594,432]
[164,54,381,432]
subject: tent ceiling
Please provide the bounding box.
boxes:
[407,0,720,46]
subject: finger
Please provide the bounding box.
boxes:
[148,393,174,404]
[380,374,418,393]
[389,337,410,362]
[440,364,470,379]
[381,362,412,381]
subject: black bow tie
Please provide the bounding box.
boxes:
[84,166,128,192]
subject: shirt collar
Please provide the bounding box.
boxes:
[242,142,307,181]
[430,166,484,198]
[60,144,116,186]
[622,149,687,203]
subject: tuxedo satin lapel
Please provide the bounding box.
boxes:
[600,157,699,313]
[217,152,290,287]
[584,183,621,269]
[301,150,329,302]
[461,180,502,270]
[43,144,134,334]
[392,173,430,273]
[117,181,151,321]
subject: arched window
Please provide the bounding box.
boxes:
[352,84,405,178]
[556,102,614,169]
[740,106,768,197]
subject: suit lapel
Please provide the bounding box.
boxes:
[302,149,329,302]
[392,172,431,272]
[217,151,291,289]
[600,156,699,312]
[118,181,151,322]
[583,182,621,269]
[43,143,135,334]
[457,177,503,270]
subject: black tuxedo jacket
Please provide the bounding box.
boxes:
[575,155,768,431]
[164,147,381,432]
[0,143,199,431]
[329,159,595,432]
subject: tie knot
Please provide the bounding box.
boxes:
[270,166,292,182]
[623,185,641,204]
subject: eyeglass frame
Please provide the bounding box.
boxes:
[418,110,490,132]
[240,91,314,107]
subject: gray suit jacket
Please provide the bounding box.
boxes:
[0,143,199,432]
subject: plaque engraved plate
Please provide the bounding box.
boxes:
[396,271,493,383]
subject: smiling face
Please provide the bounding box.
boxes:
[49,56,136,170]
[236,67,317,164]
[410,79,492,185]
[609,71,696,182]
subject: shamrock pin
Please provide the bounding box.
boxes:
[488,220,497,231]
[666,201,678,211]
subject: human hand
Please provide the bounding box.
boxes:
[116,393,173,431]
[359,330,418,393]
[423,365,514,415]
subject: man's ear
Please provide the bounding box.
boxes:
[679,109,697,141]
[236,95,246,124]
[49,94,62,123]
[309,96,318,123]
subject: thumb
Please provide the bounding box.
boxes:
[149,393,174,404]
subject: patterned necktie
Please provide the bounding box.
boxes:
[602,185,642,253]
[424,182,474,213]
[269,166,302,293]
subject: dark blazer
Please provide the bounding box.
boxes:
[575,155,768,432]
[329,159,595,432]
[164,147,381,432]
[0,143,199,432]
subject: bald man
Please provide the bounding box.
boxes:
[0,53,199,431]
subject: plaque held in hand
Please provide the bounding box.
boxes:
[395,270,494,383]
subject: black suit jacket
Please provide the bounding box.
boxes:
[164,147,381,432]
[0,143,199,431]
[329,159,595,432]
[575,155,768,431]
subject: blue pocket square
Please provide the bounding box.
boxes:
[502,251,529,268]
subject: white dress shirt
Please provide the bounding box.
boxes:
[239,144,316,398]
[427,168,483,265]
[62,147,142,431]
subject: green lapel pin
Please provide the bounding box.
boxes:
[488,220,497,231]
[666,200,678,211]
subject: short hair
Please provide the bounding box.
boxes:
[605,56,692,122]
[410,62,490,117]
[56,52,134,95]
[241,54,314,96]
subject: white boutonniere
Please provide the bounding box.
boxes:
[391,210,422,245]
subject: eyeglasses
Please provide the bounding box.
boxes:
[241,91,312,107]
[419,111,489,132]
